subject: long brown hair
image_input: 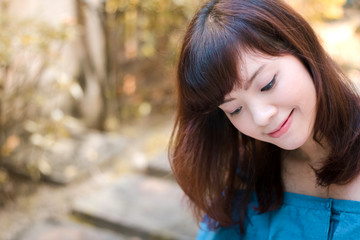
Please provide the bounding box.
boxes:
[169,0,360,232]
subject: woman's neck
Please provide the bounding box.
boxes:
[295,136,329,167]
[282,137,360,201]
[281,136,330,198]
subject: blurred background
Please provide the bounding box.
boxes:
[0,0,359,239]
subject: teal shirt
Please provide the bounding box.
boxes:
[197,192,360,240]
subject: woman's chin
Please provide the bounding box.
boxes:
[273,139,307,151]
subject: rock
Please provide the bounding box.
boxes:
[15,218,126,240]
[72,174,197,239]
[146,151,173,179]
[2,131,126,184]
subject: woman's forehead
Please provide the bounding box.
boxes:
[237,51,278,85]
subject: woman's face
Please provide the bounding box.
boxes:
[218,53,317,150]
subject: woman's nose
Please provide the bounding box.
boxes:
[249,101,277,127]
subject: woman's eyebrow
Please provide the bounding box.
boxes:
[220,97,236,105]
[243,64,266,90]
[220,64,266,105]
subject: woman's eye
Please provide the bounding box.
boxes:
[230,107,242,116]
[261,74,277,91]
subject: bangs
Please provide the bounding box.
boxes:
[180,20,242,114]
[178,0,295,114]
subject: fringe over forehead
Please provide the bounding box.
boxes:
[177,0,304,114]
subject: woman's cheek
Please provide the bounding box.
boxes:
[231,118,254,137]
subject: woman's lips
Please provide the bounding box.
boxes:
[268,109,294,138]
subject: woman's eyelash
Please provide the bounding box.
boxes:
[230,107,242,116]
[261,74,277,91]
[228,74,276,117]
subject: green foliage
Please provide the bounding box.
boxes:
[284,0,347,21]
[101,0,203,120]
[0,7,74,161]
[104,0,202,60]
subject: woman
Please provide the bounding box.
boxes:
[169,0,360,239]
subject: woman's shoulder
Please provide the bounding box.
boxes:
[329,173,360,202]
[197,191,360,240]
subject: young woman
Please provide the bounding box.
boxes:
[169,0,360,239]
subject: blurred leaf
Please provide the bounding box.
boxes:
[38,157,52,175]
[64,165,77,179]
[0,169,8,185]
[123,74,137,95]
[285,0,347,20]
[1,135,20,157]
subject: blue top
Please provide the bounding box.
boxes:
[197,192,360,240]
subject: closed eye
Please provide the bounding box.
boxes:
[261,74,277,91]
[230,107,242,116]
